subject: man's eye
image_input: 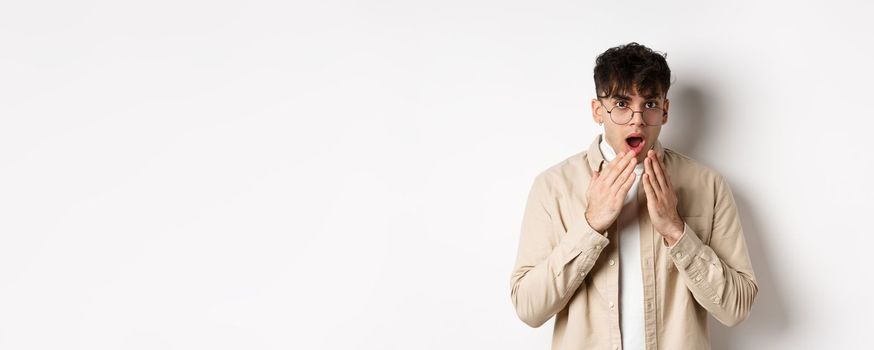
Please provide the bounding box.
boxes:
[645,102,658,108]
[615,101,627,108]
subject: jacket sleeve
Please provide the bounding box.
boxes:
[509,174,609,328]
[664,174,759,327]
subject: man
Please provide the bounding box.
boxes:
[508,42,758,350]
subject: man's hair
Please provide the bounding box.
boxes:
[593,42,671,99]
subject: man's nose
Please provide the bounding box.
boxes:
[628,110,646,126]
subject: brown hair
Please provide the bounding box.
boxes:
[594,42,671,99]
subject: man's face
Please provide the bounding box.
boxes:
[590,88,670,163]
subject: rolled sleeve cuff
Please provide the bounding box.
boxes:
[553,216,610,271]
[564,215,609,251]
[568,217,610,249]
[665,221,705,270]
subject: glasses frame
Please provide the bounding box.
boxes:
[597,97,667,126]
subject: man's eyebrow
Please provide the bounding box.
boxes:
[612,94,631,100]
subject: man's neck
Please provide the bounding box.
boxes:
[599,133,619,162]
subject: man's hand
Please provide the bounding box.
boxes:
[641,149,685,246]
[585,149,639,234]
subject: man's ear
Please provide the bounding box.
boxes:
[591,98,603,124]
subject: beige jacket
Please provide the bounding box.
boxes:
[509,134,758,350]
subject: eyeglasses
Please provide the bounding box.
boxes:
[597,98,667,126]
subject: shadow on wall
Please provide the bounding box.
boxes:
[669,84,790,349]
[709,192,789,349]
[662,85,710,158]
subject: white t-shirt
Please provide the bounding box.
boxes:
[599,133,646,350]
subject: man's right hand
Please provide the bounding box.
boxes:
[584,149,640,234]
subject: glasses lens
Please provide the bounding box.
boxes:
[606,104,665,125]
[642,108,664,125]
[611,108,633,124]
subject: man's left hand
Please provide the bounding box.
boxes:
[642,149,685,246]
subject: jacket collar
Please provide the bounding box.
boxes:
[586,133,665,173]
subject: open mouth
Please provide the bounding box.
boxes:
[625,134,645,153]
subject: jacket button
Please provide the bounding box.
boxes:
[609,259,615,266]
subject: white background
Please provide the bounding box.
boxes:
[1,0,872,349]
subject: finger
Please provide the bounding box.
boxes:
[663,167,674,192]
[599,151,621,183]
[611,153,638,193]
[602,151,630,187]
[643,173,660,203]
[602,152,628,180]
[651,152,669,193]
[660,153,675,192]
[617,167,636,197]
[644,155,662,193]
[589,170,599,189]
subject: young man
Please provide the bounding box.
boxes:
[509,42,758,350]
